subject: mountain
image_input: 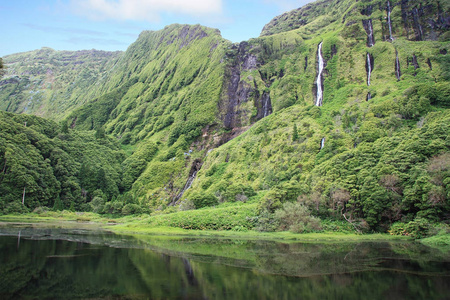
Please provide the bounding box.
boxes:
[0,0,449,232]
[0,48,121,119]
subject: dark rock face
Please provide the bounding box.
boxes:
[220,42,272,130]
[395,50,401,81]
[400,0,449,41]
[408,54,420,75]
[256,92,273,119]
[362,19,376,47]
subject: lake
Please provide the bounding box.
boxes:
[0,222,449,299]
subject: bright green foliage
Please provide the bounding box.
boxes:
[149,202,257,230]
[389,218,433,239]
[0,48,121,119]
[190,192,218,209]
[0,111,125,213]
[0,0,449,234]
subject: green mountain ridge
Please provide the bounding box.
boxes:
[0,0,449,232]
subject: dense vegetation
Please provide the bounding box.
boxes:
[0,0,449,237]
[0,48,121,118]
[0,111,125,213]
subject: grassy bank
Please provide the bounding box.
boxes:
[0,209,409,243]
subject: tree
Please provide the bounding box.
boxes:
[60,121,69,134]
[292,123,298,142]
[95,126,106,139]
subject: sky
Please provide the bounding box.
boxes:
[0,0,315,57]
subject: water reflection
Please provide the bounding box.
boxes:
[0,225,449,299]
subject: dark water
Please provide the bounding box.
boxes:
[0,224,449,300]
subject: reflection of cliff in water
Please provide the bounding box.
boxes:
[0,225,449,300]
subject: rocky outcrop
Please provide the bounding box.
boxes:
[219,42,272,131]
[400,0,450,41]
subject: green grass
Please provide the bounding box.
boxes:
[0,210,409,243]
[420,233,450,252]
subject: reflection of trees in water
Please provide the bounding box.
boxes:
[0,228,449,300]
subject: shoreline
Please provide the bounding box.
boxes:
[0,213,409,243]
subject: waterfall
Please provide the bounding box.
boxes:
[367,92,372,101]
[395,50,401,81]
[362,19,375,47]
[320,137,325,150]
[366,53,372,86]
[315,42,324,107]
[368,19,374,47]
[413,8,423,41]
[262,92,272,117]
[180,171,196,196]
[387,1,393,41]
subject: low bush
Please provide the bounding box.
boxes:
[389,218,433,238]
[122,203,142,215]
[274,202,322,233]
[149,203,258,230]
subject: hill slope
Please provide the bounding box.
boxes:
[0,48,121,119]
[0,0,449,232]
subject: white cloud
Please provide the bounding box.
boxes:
[72,0,223,22]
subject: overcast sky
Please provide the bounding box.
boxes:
[1,0,315,57]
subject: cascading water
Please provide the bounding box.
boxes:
[362,19,375,47]
[320,138,325,150]
[315,42,324,107]
[262,92,272,117]
[368,19,374,47]
[387,1,393,41]
[412,8,423,41]
[173,159,202,204]
[175,171,197,202]
[366,53,372,86]
[395,50,401,81]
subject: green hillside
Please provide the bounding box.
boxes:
[0,48,121,119]
[0,0,449,235]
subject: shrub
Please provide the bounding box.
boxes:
[33,207,50,214]
[150,203,258,230]
[190,192,218,209]
[90,196,106,213]
[3,202,29,214]
[389,218,433,238]
[222,184,256,202]
[254,210,279,232]
[274,202,322,233]
[122,203,142,215]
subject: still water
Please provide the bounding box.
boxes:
[0,223,449,299]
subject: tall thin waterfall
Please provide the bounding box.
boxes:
[315,42,324,107]
[320,137,325,150]
[362,19,375,47]
[368,19,374,47]
[175,171,197,202]
[387,1,393,41]
[395,50,401,81]
[262,93,272,117]
[366,53,372,86]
